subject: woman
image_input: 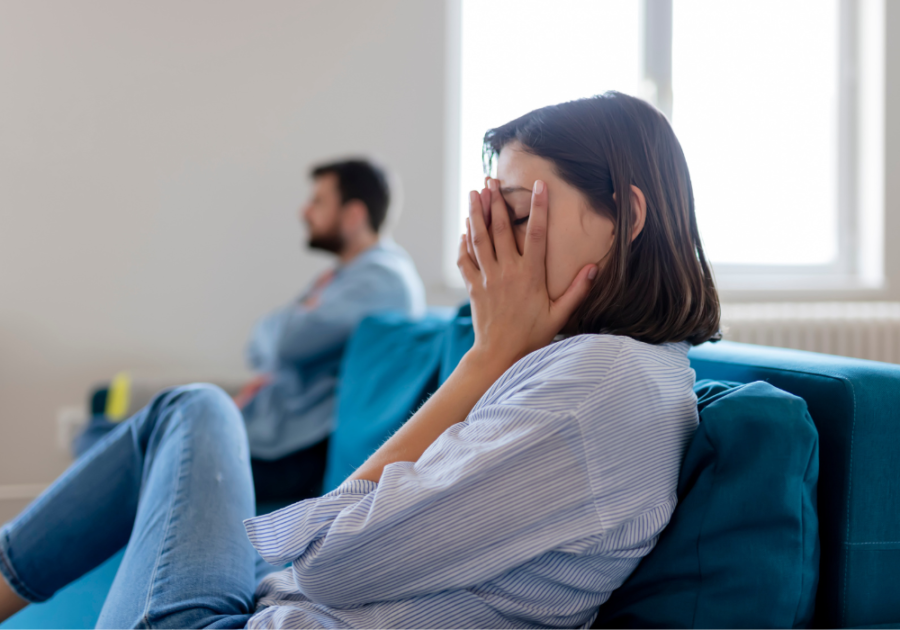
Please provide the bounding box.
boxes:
[0,91,719,629]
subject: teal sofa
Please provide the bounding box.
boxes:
[3,313,899,629]
[688,341,899,628]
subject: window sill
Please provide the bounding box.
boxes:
[717,273,892,302]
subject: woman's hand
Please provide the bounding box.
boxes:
[458,178,598,374]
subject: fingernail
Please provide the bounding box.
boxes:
[533,180,544,195]
[588,266,598,280]
[488,178,498,191]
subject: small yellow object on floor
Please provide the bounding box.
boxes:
[105,372,132,422]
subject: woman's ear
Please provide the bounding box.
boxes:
[611,186,647,242]
[629,184,647,242]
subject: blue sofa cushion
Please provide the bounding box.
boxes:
[321,308,455,492]
[688,341,900,628]
[594,379,820,628]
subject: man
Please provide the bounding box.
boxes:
[72,160,425,502]
[237,159,425,502]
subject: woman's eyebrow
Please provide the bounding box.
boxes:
[499,186,532,194]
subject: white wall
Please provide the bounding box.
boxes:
[0,0,452,501]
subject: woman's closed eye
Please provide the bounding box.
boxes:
[505,202,529,226]
[502,194,529,227]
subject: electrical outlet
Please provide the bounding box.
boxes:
[56,405,88,454]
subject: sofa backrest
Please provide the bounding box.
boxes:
[689,340,900,628]
[323,308,455,492]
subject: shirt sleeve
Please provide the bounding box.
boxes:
[243,404,603,608]
[244,264,408,371]
[245,304,291,372]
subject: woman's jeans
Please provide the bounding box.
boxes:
[0,384,265,628]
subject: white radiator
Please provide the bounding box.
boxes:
[721,302,900,364]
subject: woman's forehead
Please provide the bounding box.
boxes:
[497,143,554,182]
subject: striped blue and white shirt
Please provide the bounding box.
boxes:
[244,334,698,629]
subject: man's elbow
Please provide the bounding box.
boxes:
[276,329,351,365]
[275,342,322,366]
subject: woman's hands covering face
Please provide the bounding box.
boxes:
[458,178,598,372]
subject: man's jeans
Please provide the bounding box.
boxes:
[0,384,267,628]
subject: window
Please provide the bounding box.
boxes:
[448,0,884,293]
[673,0,839,267]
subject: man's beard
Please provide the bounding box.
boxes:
[307,224,345,254]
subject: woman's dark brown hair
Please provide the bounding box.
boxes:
[484,91,721,345]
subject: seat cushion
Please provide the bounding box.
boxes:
[594,379,820,629]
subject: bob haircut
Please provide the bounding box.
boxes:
[483,91,721,346]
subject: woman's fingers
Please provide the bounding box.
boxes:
[457,233,479,289]
[550,263,598,329]
[524,179,549,277]
[479,187,492,231]
[465,218,479,270]
[468,189,497,271]
[487,179,517,261]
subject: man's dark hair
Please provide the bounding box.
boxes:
[311,159,390,232]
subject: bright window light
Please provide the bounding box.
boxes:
[459,0,641,235]
[672,0,840,266]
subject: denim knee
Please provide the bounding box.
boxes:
[168,383,242,423]
[165,383,233,410]
[147,384,248,450]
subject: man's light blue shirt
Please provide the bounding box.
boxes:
[242,239,425,460]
